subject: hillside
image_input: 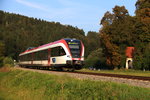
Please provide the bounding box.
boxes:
[0,10,100,60]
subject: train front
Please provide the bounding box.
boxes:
[65,39,84,70]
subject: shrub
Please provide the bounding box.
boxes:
[3,57,14,67]
[84,57,100,68]
[84,48,108,69]
[133,45,150,70]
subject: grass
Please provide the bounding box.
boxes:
[0,67,150,100]
[77,68,150,77]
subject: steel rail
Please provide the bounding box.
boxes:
[17,66,150,81]
[69,71,150,81]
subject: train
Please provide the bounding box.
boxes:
[18,38,84,71]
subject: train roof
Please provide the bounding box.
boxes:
[19,38,80,56]
[64,38,80,42]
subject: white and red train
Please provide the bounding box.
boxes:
[19,38,84,70]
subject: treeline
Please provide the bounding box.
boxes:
[0,10,100,66]
[0,0,149,70]
[98,0,150,70]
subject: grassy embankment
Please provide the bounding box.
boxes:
[0,67,150,100]
[78,68,150,77]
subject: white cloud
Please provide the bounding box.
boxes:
[15,0,76,18]
[15,0,48,11]
[14,0,100,33]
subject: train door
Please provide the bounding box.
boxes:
[48,49,51,66]
[31,53,34,65]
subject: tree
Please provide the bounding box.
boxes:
[135,0,150,24]
[100,11,114,26]
[86,31,101,57]
[99,2,150,70]
[100,33,121,69]
[0,42,5,66]
[113,6,129,20]
[99,6,132,69]
[133,0,150,70]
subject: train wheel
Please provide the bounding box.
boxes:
[62,67,68,71]
[69,68,74,72]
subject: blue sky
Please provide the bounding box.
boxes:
[0,0,137,34]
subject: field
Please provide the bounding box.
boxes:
[78,68,150,77]
[0,67,150,100]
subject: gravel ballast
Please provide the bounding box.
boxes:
[15,67,150,88]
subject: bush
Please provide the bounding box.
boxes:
[133,45,150,70]
[84,48,108,69]
[84,57,100,68]
[84,56,108,69]
[3,57,14,67]
[133,54,142,70]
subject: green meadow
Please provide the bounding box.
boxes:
[0,67,150,100]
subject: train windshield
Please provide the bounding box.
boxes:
[67,40,81,58]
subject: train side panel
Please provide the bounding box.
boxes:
[19,39,84,70]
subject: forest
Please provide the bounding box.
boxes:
[0,0,149,70]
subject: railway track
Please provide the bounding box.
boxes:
[70,71,150,81]
[15,66,150,88]
[16,66,150,82]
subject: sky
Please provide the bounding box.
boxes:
[0,0,137,34]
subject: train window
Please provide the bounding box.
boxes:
[34,49,48,60]
[67,41,81,58]
[26,54,32,61]
[22,55,25,61]
[19,56,23,61]
[20,54,30,61]
[40,50,48,60]
[51,47,59,57]
[34,52,40,60]
[59,46,66,56]
[21,55,24,61]
[69,45,79,49]
[51,46,66,57]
